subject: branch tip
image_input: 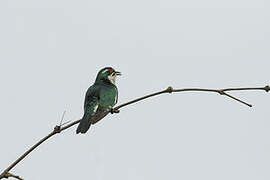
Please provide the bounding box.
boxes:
[59,111,66,126]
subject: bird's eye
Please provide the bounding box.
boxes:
[108,69,114,73]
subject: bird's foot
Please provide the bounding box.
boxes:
[110,108,120,114]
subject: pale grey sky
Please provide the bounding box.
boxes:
[0,0,269,179]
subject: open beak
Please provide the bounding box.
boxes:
[115,71,121,76]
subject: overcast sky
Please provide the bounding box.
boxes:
[0,0,269,179]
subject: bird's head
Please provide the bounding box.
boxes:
[95,67,121,85]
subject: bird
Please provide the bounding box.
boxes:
[76,67,121,134]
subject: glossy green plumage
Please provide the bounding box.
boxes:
[76,67,119,134]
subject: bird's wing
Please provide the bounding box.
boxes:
[83,86,100,117]
[91,106,110,124]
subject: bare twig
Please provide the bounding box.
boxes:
[0,172,23,180]
[59,111,66,126]
[0,85,269,179]
[113,85,269,111]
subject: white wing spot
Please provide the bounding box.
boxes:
[114,93,118,104]
[102,69,108,74]
[93,104,98,113]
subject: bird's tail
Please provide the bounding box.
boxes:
[76,116,91,134]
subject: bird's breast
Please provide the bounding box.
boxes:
[99,86,118,107]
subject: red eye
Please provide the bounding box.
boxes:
[108,69,114,73]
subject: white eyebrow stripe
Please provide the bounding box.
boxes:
[102,69,108,74]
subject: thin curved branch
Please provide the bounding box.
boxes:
[113,85,269,110]
[0,85,269,179]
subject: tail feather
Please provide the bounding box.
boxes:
[76,117,92,134]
